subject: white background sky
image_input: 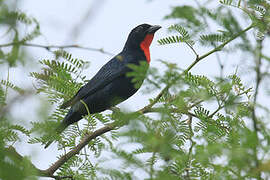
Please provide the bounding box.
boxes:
[1,0,267,179]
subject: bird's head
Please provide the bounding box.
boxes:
[124,24,161,51]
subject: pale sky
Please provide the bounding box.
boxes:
[2,0,266,179]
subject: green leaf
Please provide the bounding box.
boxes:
[219,0,233,5]
[126,61,149,89]
[7,31,19,67]
[158,25,194,46]
[165,6,202,27]
[200,33,228,45]
[0,79,24,94]
[158,35,184,45]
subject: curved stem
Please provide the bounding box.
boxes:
[150,24,255,109]
[184,24,254,73]
[251,39,263,179]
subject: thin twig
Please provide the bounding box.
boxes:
[238,0,242,7]
[185,116,195,180]
[215,51,224,78]
[0,42,114,56]
[184,24,254,73]
[149,151,156,179]
[145,107,197,118]
[138,85,170,113]
[261,53,270,62]
[142,24,255,116]
[185,42,199,59]
[208,104,224,118]
[52,175,74,180]
[251,39,263,179]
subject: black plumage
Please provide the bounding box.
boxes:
[45,24,161,148]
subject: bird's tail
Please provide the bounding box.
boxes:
[44,110,81,149]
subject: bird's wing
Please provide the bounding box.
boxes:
[60,57,127,109]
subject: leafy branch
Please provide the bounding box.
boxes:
[158,25,198,58]
[185,116,195,180]
[184,24,254,72]
[4,95,173,178]
[155,23,254,108]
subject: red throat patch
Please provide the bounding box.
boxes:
[140,34,154,64]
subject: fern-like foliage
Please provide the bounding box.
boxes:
[30,50,86,103]
[158,35,185,45]
[29,51,89,146]
[163,2,256,52]
[0,8,40,66]
[104,62,254,178]
[200,33,229,46]
[126,61,149,89]
[158,25,194,46]
[219,0,233,5]
[0,79,24,94]
[54,50,86,70]
[169,24,194,44]
[29,50,116,178]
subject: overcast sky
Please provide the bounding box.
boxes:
[2,0,267,179]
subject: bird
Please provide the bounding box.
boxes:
[45,24,161,148]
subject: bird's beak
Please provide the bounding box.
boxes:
[147,25,162,34]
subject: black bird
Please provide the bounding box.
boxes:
[45,24,161,148]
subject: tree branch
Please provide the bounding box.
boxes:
[0,42,114,56]
[184,24,254,73]
[185,116,195,180]
[251,39,263,179]
[5,95,166,179]
[44,123,115,176]
[147,24,255,111]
